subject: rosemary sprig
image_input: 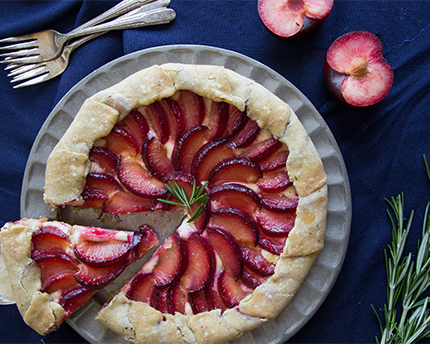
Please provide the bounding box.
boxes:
[373,156,430,344]
[158,180,209,223]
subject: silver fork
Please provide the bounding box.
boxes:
[0,0,159,65]
[7,4,175,88]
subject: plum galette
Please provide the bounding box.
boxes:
[3,63,327,343]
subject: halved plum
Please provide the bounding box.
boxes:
[152,232,188,287]
[171,125,208,174]
[191,139,237,182]
[142,136,173,182]
[209,183,261,213]
[207,157,262,188]
[210,208,259,247]
[181,233,214,292]
[205,226,243,281]
[117,156,167,197]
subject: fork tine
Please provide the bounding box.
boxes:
[0,47,39,59]
[0,55,42,66]
[7,63,40,77]
[0,40,38,51]
[10,65,47,83]
[0,33,38,44]
[13,72,53,89]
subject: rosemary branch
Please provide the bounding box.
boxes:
[374,156,430,344]
[158,180,209,223]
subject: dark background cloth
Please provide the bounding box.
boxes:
[1,1,430,343]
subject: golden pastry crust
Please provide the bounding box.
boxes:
[42,63,327,343]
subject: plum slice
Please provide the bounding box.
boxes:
[117,156,167,197]
[228,116,260,148]
[168,90,205,134]
[191,139,237,183]
[31,226,70,255]
[190,289,211,314]
[32,251,78,283]
[206,226,243,281]
[239,137,282,163]
[142,136,173,182]
[169,282,189,314]
[323,30,394,107]
[102,190,157,214]
[203,100,229,141]
[40,270,80,295]
[118,109,150,149]
[73,235,132,268]
[241,264,269,289]
[125,272,156,303]
[74,262,127,289]
[158,99,180,143]
[240,245,275,276]
[205,275,227,312]
[207,157,262,188]
[256,208,296,236]
[89,146,118,175]
[259,149,289,172]
[209,183,261,213]
[172,125,208,174]
[258,0,333,39]
[259,230,288,255]
[59,286,95,320]
[181,233,214,292]
[105,125,140,157]
[261,193,299,213]
[223,105,247,139]
[132,225,159,260]
[152,232,188,287]
[257,170,292,193]
[210,208,259,247]
[218,270,250,308]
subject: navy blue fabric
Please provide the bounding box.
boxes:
[1,1,430,343]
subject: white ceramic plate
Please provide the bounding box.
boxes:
[21,45,351,344]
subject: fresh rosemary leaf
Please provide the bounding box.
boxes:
[157,179,209,223]
[374,156,430,344]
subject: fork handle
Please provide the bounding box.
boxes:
[69,0,157,34]
[67,7,176,40]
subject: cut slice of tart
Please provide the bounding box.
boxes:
[38,63,328,343]
[0,218,158,336]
